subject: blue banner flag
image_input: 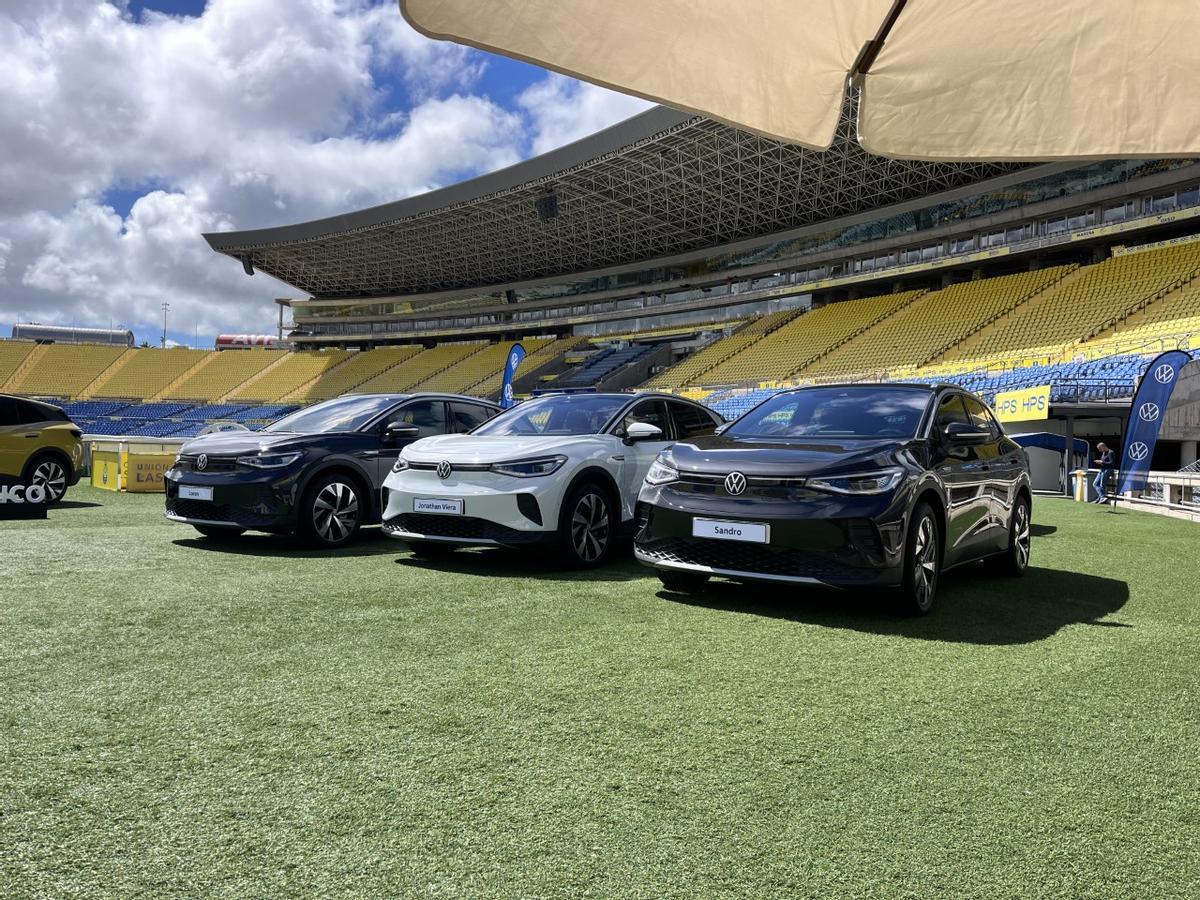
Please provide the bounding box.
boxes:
[500,342,526,409]
[1116,349,1192,495]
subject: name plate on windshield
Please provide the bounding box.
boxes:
[413,498,463,515]
[693,518,769,543]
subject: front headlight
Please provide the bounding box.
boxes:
[644,457,679,486]
[490,455,567,478]
[391,456,409,474]
[808,468,904,495]
[236,451,303,469]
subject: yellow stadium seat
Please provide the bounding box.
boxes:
[88,348,210,399]
[9,343,129,398]
[163,349,286,401]
[228,351,350,403]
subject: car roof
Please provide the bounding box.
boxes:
[339,392,500,405]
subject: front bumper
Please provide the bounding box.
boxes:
[163,465,298,532]
[633,483,909,587]
[381,467,559,548]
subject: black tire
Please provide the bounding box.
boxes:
[193,524,245,539]
[23,453,71,505]
[407,540,455,558]
[658,569,711,593]
[559,480,616,568]
[987,493,1031,577]
[299,472,364,548]
[898,502,941,616]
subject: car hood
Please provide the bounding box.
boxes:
[667,434,911,477]
[403,433,608,465]
[179,430,311,456]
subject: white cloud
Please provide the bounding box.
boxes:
[519,74,653,156]
[0,0,654,345]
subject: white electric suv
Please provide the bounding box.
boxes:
[381,391,723,566]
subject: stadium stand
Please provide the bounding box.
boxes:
[85,348,210,399]
[645,309,801,389]
[948,240,1200,363]
[353,343,487,393]
[551,344,658,389]
[480,335,584,396]
[0,340,37,387]
[414,337,553,394]
[7,343,128,398]
[227,350,349,403]
[161,349,285,401]
[697,291,924,386]
[806,266,1078,376]
[1081,274,1200,356]
[287,346,423,401]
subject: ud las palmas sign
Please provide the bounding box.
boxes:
[993,385,1050,423]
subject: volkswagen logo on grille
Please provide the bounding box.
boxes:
[196,454,208,471]
[436,460,453,480]
[724,471,747,496]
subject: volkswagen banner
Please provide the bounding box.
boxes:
[1116,350,1193,495]
[500,343,526,409]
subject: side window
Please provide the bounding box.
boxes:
[0,397,18,427]
[18,402,54,425]
[669,401,719,439]
[961,395,999,438]
[450,402,493,433]
[933,393,970,432]
[389,400,447,438]
[617,400,672,439]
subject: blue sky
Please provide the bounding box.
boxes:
[1,0,650,347]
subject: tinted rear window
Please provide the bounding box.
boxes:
[727,387,931,439]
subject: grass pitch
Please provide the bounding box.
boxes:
[2,486,1198,898]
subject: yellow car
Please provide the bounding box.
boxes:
[0,394,84,504]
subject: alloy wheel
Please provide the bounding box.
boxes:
[570,491,610,563]
[312,482,359,543]
[912,515,938,611]
[31,460,67,502]
[1014,502,1031,569]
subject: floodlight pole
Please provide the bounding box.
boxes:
[161,302,170,348]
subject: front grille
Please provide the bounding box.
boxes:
[674,473,810,501]
[637,537,873,583]
[176,454,240,473]
[166,492,278,527]
[390,513,533,543]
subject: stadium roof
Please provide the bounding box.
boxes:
[205,102,1022,299]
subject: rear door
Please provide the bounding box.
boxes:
[449,401,497,433]
[667,399,722,442]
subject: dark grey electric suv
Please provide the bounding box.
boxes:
[164,393,500,546]
[634,383,1032,614]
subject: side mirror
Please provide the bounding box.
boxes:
[385,422,420,443]
[624,421,663,445]
[943,422,991,446]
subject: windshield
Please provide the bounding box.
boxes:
[474,394,627,436]
[727,386,931,440]
[265,395,399,434]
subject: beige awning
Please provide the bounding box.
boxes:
[400,0,1200,160]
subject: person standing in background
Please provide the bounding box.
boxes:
[1092,442,1115,503]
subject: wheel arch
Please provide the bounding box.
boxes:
[22,446,75,482]
[912,485,948,562]
[563,464,622,514]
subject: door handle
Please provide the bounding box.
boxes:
[24,433,39,438]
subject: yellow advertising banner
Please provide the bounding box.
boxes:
[90,450,123,492]
[994,385,1051,423]
[125,453,175,493]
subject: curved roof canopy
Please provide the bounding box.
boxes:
[206,103,1019,299]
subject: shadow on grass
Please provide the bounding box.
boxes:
[396,547,647,583]
[658,564,1129,645]
[172,527,401,560]
[1030,524,1057,537]
[52,500,103,510]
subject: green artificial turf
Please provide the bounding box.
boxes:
[1,486,1197,898]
